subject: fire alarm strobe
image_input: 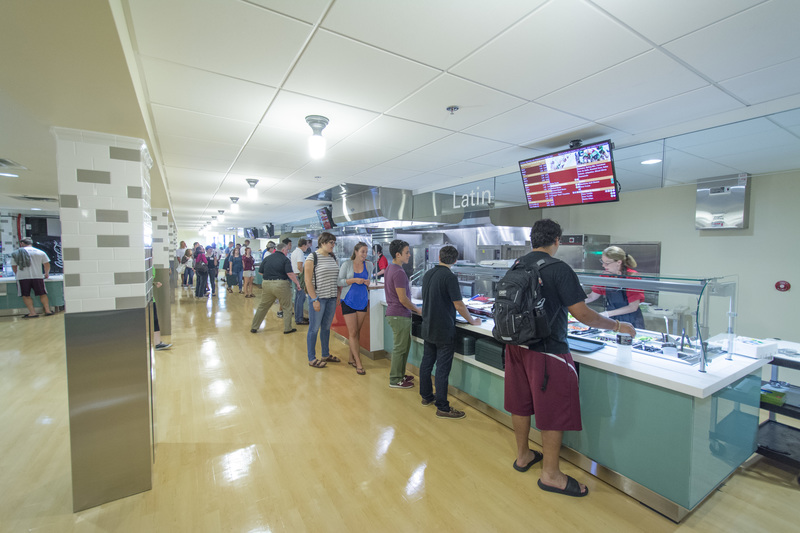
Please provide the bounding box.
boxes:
[775,281,791,292]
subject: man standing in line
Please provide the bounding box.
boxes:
[505,219,636,497]
[11,237,54,318]
[250,241,299,335]
[291,238,310,325]
[206,245,219,297]
[419,245,481,419]
[385,239,421,390]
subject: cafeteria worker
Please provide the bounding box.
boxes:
[584,246,646,329]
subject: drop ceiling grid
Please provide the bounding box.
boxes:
[449,0,653,101]
[320,0,546,70]
[140,57,278,123]
[128,0,314,87]
[281,29,442,113]
[589,0,767,45]
[596,86,745,136]
[463,102,591,145]
[663,0,800,82]
[150,104,257,147]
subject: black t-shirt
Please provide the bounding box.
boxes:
[522,251,587,354]
[421,265,462,345]
[259,251,292,280]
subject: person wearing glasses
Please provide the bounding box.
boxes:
[584,245,645,329]
[304,232,342,368]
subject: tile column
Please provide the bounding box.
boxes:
[152,208,172,335]
[53,127,153,512]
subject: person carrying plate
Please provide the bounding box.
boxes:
[584,246,645,329]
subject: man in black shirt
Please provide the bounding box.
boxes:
[420,245,481,419]
[251,242,300,334]
[505,219,635,497]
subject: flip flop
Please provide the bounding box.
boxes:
[44,312,55,316]
[513,450,543,472]
[308,359,327,368]
[537,475,588,497]
[348,361,357,368]
[356,367,366,375]
[22,314,39,318]
[322,355,341,363]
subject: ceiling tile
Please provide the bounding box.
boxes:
[387,74,526,130]
[344,115,451,152]
[591,0,766,45]
[141,58,277,122]
[258,90,380,141]
[161,153,234,174]
[151,104,256,145]
[246,0,330,24]
[597,86,744,135]
[383,151,457,173]
[467,146,541,168]
[283,30,441,112]
[435,161,498,178]
[537,50,708,121]
[662,151,741,183]
[230,145,310,178]
[350,166,420,184]
[129,0,312,86]
[719,57,800,105]
[325,142,407,167]
[158,134,242,162]
[664,0,800,82]
[451,0,651,100]
[414,133,512,161]
[463,103,589,145]
[323,0,544,69]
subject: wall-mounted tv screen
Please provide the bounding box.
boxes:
[257,223,275,239]
[519,140,618,209]
[316,206,335,230]
[244,227,255,239]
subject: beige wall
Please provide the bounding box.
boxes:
[545,170,799,341]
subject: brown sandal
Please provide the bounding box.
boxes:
[322,355,341,363]
[308,359,327,368]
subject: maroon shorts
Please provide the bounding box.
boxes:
[504,344,582,431]
[17,278,47,297]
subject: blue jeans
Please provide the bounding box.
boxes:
[183,267,194,286]
[233,270,243,291]
[419,341,455,411]
[306,297,336,361]
[293,284,306,322]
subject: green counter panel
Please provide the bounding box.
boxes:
[384,309,761,512]
[0,279,65,311]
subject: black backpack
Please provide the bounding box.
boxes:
[492,255,558,345]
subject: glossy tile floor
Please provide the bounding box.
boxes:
[2,284,799,532]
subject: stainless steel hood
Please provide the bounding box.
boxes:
[331,186,413,226]
[696,174,750,230]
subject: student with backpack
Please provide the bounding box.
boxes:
[303,232,341,368]
[502,219,635,498]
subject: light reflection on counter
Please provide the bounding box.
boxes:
[215,405,237,416]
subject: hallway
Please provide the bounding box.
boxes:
[1,284,798,532]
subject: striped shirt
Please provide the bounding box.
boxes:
[308,253,339,299]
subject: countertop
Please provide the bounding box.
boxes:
[377,288,768,399]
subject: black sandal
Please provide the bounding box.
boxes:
[308,359,327,368]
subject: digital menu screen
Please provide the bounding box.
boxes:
[317,207,335,230]
[519,140,618,209]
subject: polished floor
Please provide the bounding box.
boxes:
[2,282,799,532]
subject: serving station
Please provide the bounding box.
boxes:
[381,270,771,521]
[0,274,65,316]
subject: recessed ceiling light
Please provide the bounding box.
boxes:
[0,172,19,177]
[641,159,662,165]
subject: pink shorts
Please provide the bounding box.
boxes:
[504,344,582,431]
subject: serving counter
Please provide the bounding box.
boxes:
[0,274,65,316]
[379,292,768,521]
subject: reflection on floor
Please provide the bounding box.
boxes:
[1,283,799,532]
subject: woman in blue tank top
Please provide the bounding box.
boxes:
[338,242,373,375]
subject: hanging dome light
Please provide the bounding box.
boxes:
[246,179,259,199]
[305,115,329,159]
[230,196,240,212]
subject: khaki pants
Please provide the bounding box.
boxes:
[251,280,293,332]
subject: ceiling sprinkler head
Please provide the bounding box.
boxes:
[446,105,459,115]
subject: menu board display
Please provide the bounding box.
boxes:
[316,206,335,229]
[519,140,619,209]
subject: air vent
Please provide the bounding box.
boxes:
[0,158,27,169]
[8,195,58,202]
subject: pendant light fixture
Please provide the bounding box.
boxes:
[305,115,329,159]
[218,210,225,222]
[246,179,259,199]
[230,196,240,212]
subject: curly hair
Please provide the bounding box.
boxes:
[530,219,563,249]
